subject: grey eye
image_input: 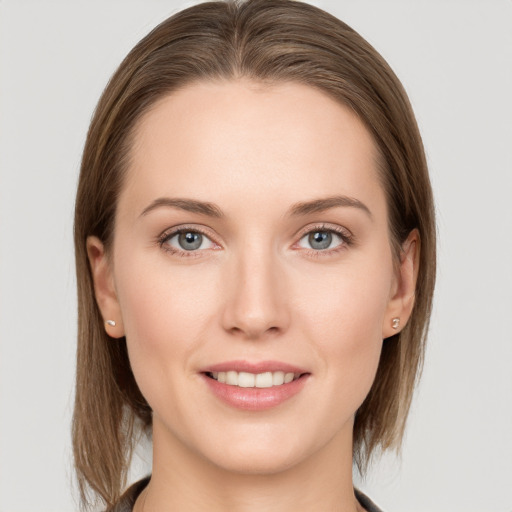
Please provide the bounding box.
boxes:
[165,231,215,251]
[298,230,343,251]
[308,231,332,250]
[178,232,203,250]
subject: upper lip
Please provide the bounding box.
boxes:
[201,360,309,375]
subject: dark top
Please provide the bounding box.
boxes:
[108,476,384,512]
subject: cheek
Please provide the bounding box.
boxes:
[297,253,392,342]
[295,253,393,402]
[113,251,220,389]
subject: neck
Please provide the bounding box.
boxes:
[139,419,363,512]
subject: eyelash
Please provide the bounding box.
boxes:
[157,223,354,258]
[294,223,354,257]
[157,225,218,258]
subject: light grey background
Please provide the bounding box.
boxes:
[1,1,511,511]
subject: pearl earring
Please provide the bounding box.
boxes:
[392,317,400,329]
[105,320,116,327]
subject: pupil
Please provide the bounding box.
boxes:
[309,231,332,250]
[179,232,202,250]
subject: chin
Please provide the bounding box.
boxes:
[207,444,305,476]
[186,420,334,478]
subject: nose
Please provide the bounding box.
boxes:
[221,244,290,340]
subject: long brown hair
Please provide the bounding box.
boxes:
[73,0,436,507]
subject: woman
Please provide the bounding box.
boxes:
[73,0,436,510]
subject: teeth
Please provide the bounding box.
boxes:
[226,371,238,385]
[211,371,300,388]
[272,371,284,386]
[238,372,255,387]
[255,372,272,388]
[284,372,294,384]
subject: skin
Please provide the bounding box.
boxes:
[88,80,418,512]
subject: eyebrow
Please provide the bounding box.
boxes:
[139,194,372,220]
[290,195,373,219]
[140,197,224,218]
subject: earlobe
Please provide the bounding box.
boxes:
[382,229,420,339]
[86,236,125,338]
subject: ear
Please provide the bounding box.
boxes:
[86,236,125,338]
[382,229,420,339]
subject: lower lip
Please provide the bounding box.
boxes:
[201,374,309,411]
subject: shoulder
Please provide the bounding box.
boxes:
[355,488,385,512]
[106,477,150,512]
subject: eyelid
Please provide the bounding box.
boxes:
[292,223,354,252]
[294,222,353,242]
[156,222,353,257]
[157,224,222,254]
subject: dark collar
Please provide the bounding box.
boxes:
[108,477,384,512]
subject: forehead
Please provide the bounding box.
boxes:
[120,79,385,219]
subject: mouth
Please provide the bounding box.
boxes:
[204,370,304,388]
[200,361,310,410]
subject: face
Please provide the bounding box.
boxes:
[89,79,415,475]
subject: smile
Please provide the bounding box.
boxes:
[201,362,310,411]
[206,371,301,388]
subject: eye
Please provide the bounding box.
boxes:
[297,229,346,251]
[162,230,216,252]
